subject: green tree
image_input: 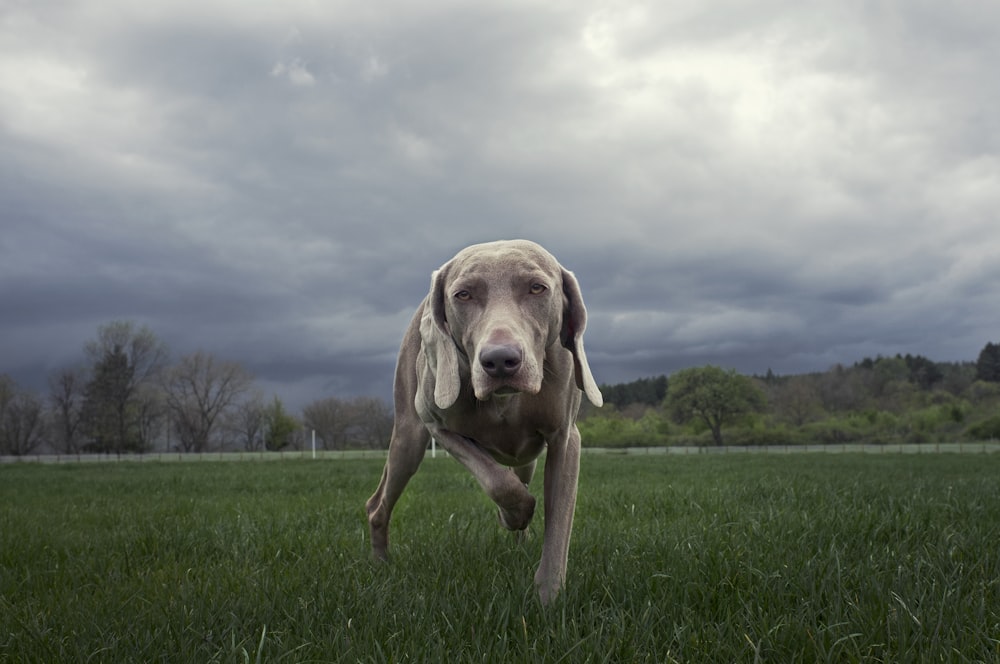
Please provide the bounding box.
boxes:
[975,342,1000,383]
[665,366,765,446]
[904,354,943,390]
[599,375,669,407]
[264,397,298,451]
[81,344,135,452]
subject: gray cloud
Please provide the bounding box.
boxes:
[2,0,999,408]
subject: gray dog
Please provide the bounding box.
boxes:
[366,239,603,604]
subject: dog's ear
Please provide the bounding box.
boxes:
[560,268,603,407]
[419,264,462,410]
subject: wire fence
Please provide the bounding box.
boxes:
[3,441,999,465]
[584,441,1000,455]
[0,449,389,465]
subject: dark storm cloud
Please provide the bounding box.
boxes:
[2,0,999,407]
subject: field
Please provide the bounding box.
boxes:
[2,453,999,662]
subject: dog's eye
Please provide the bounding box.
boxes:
[529,283,547,295]
[455,290,472,301]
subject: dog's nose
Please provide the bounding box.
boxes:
[479,343,523,378]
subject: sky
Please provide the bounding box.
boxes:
[2,0,999,409]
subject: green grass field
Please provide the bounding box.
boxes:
[2,454,998,662]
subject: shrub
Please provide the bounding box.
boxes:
[803,418,861,444]
[724,425,806,447]
[578,411,670,448]
[966,415,1000,441]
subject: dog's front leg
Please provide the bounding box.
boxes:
[366,415,430,561]
[431,428,536,532]
[535,424,581,605]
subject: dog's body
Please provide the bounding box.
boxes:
[365,239,602,604]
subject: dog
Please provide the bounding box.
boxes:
[365,239,602,604]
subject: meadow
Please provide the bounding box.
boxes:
[1,453,998,662]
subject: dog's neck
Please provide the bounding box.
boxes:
[484,392,519,420]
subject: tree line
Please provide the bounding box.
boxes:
[580,343,1000,447]
[0,320,393,456]
[5,321,1000,455]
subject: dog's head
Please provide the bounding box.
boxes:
[419,239,602,410]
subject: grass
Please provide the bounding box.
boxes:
[1,454,999,662]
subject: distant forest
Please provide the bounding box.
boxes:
[581,343,1000,447]
[3,318,1000,454]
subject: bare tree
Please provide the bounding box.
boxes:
[302,396,393,449]
[162,351,254,452]
[48,367,86,454]
[302,396,349,449]
[84,321,168,388]
[1,375,45,456]
[350,397,392,448]
[769,375,824,426]
[135,383,166,451]
[225,391,267,451]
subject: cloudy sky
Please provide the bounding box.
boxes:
[3,0,999,408]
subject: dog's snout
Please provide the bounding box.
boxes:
[479,343,523,378]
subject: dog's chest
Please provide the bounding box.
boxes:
[475,395,549,432]
[445,397,549,463]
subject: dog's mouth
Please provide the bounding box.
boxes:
[474,383,529,401]
[472,360,542,401]
[478,382,543,401]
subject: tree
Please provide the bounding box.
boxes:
[904,354,943,390]
[80,343,134,452]
[48,367,86,454]
[598,375,668,408]
[869,356,917,412]
[302,396,393,449]
[302,396,349,449]
[134,383,166,451]
[817,364,869,413]
[975,342,1000,383]
[226,392,267,451]
[938,362,976,397]
[162,351,254,452]
[349,397,392,448]
[80,321,168,454]
[871,356,910,398]
[665,366,765,446]
[1,375,45,456]
[965,380,1000,407]
[769,375,824,426]
[264,397,298,451]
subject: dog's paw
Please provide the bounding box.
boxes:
[497,493,536,531]
[511,528,530,545]
[535,569,564,606]
[366,503,390,560]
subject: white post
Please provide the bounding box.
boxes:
[311,429,316,459]
[431,437,436,459]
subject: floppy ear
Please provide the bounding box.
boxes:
[560,268,603,407]
[419,265,462,410]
